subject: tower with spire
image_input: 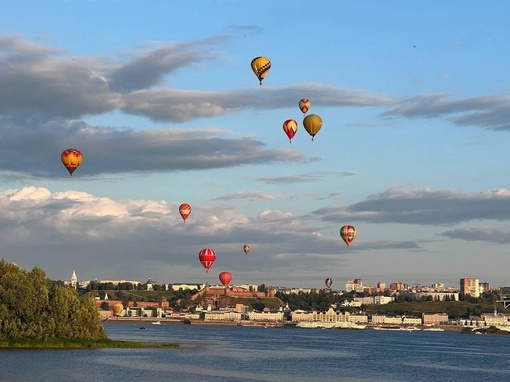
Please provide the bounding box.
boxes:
[71,270,77,289]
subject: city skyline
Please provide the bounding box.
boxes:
[1,2,510,288]
[68,268,496,292]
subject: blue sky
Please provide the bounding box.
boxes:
[1,0,510,289]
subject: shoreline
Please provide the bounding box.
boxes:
[103,318,469,331]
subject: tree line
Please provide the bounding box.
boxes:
[0,260,107,341]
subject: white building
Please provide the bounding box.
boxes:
[248,311,284,322]
[71,270,77,288]
[354,296,394,305]
[345,279,363,293]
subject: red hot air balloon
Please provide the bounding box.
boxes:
[219,271,232,286]
[283,119,298,143]
[325,278,333,289]
[198,248,216,272]
[179,203,192,222]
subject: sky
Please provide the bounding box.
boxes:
[1,0,510,289]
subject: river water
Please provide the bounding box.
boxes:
[0,323,509,382]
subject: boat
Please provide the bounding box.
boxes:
[372,326,401,331]
[296,321,366,330]
[152,321,162,325]
[423,327,445,332]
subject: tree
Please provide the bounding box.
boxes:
[0,259,107,341]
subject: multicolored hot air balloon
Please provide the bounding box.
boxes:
[61,148,83,177]
[251,56,271,85]
[219,271,232,286]
[283,119,298,143]
[339,225,357,247]
[243,245,250,255]
[325,278,333,289]
[179,203,192,223]
[299,98,310,115]
[198,248,217,272]
[303,114,323,141]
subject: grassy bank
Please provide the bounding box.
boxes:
[0,337,180,349]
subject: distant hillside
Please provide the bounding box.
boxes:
[228,296,284,310]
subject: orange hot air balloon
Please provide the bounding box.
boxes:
[339,225,357,247]
[283,119,298,143]
[303,114,323,141]
[219,271,232,286]
[243,245,250,255]
[61,148,83,177]
[325,278,333,289]
[113,302,124,316]
[179,203,192,222]
[251,56,271,85]
[198,248,216,272]
[299,98,311,115]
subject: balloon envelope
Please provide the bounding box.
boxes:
[179,203,192,222]
[198,248,217,272]
[325,278,333,289]
[283,119,298,143]
[61,148,83,177]
[339,225,357,247]
[299,98,310,115]
[251,56,271,85]
[303,114,323,141]
[219,271,232,286]
[243,245,250,255]
[113,302,124,316]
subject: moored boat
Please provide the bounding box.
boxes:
[296,321,366,330]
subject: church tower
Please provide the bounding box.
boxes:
[71,270,77,289]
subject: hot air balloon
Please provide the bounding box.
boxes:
[243,245,250,255]
[198,248,217,272]
[299,98,310,115]
[113,302,124,316]
[339,225,357,247]
[303,114,323,141]
[61,148,83,177]
[219,271,232,286]
[251,56,271,85]
[325,278,333,289]
[179,203,192,223]
[283,119,298,143]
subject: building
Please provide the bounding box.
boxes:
[354,296,394,305]
[460,278,480,298]
[389,281,406,291]
[345,279,363,292]
[63,270,78,288]
[481,311,510,326]
[248,310,284,322]
[479,282,491,293]
[422,313,449,326]
[71,270,77,288]
[100,280,141,288]
[168,283,204,291]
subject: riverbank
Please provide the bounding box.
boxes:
[0,337,180,349]
[103,317,280,327]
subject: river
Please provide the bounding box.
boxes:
[0,322,508,382]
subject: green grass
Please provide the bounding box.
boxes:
[0,337,180,349]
